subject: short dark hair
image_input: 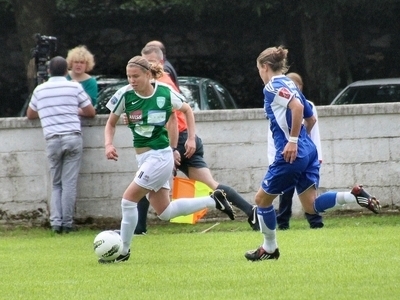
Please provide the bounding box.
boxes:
[49,56,67,76]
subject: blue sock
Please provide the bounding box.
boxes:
[257,205,276,230]
[314,191,337,213]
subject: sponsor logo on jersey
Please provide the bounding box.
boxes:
[147,110,166,125]
[156,97,166,108]
[110,96,118,105]
[278,88,291,100]
[129,110,142,123]
[131,100,140,105]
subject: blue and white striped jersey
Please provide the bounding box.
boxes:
[263,75,316,161]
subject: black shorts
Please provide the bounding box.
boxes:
[176,130,208,176]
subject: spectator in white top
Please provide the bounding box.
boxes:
[27,56,95,234]
[268,72,324,230]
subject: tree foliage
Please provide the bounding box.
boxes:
[0,0,399,116]
[53,0,281,17]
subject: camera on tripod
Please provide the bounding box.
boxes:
[31,33,57,85]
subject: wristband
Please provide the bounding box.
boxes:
[172,147,178,152]
[288,136,298,144]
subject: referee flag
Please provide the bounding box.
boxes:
[170,177,210,224]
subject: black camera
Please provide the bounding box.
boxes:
[31,33,57,85]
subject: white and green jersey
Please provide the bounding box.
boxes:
[106,81,185,149]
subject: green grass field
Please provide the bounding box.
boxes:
[1,214,399,300]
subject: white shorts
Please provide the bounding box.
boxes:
[134,147,174,192]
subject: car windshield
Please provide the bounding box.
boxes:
[333,84,400,104]
[180,85,201,111]
[213,83,237,109]
[206,84,222,109]
[95,83,126,113]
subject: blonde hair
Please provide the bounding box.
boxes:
[66,45,95,72]
[257,45,289,73]
[126,56,163,79]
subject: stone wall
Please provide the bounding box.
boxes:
[1,104,400,227]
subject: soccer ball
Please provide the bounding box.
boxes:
[93,230,123,261]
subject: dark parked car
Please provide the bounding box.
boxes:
[177,76,238,110]
[95,75,124,91]
[330,78,400,105]
[95,76,238,114]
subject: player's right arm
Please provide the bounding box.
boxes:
[170,88,196,158]
[104,86,128,161]
[105,113,119,161]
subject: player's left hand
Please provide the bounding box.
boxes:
[173,149,181,166]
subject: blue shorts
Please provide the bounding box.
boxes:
[261,150,320,196]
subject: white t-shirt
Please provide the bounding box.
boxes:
[29,76,91,139]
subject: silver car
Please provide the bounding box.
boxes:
[330,78,400,105]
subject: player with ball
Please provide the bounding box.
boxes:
[95,56,235,263]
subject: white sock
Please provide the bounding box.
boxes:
[259,215,278,253]
[120,198,138,255]
[336,192,357,205]
[158,196,214,221]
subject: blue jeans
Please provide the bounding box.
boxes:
[276,188,324,229]
[45,133,83,228]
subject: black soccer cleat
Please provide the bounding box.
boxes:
[247,206,260,231]
[245,247,280,262]
[98,249,131,264]
[351,185,381,214]
[210,189,235,220]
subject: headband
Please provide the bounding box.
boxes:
[127,61,149,70]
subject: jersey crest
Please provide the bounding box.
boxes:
[156,97,166,108]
